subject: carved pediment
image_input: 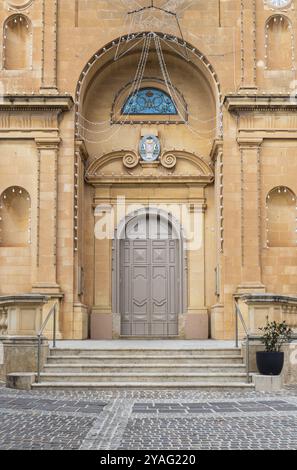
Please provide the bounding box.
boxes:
[85,149,214,186]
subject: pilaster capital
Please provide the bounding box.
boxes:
[237,137,263,150]
[75,139,89,162]
[35,137,61,151]
[210,138,223,163]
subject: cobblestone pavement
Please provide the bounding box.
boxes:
[1,384,297,450]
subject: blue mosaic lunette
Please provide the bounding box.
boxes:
[122,87,178,115]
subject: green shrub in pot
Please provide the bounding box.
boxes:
[256,318,293,376]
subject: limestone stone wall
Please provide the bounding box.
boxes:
[0,1,297,339]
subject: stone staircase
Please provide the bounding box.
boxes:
[32,344,255,390]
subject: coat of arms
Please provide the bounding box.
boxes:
[139,135,161,162]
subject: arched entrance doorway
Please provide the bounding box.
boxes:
[116,209,184,337]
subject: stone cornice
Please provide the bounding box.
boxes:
[86,149,214,187]
[0,294,49,307]
[225,94,297,113]
[238,293,297,306]
[87,175,214,187]
[0,95,74,112]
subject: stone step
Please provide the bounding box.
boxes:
[50,348,241,357]
[47,354,244,365]
[39,372,248,384]
[43,364,246,374]
[32,381,254,391]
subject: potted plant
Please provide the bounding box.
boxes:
[256,318,293,376]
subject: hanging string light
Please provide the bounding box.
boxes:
[76,34,222,145]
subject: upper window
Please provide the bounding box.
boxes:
[111,79,187,124]
[122,88,177,116]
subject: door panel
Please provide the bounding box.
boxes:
[120,220,179,336]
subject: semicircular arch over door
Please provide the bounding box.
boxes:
[116,210,185,337]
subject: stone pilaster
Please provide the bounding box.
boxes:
[74,140,88,301]
[240,0,257,90]
[32,138,61,294]
[40,0,58,93]
[237,137,265,293]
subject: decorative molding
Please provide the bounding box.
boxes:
[35,137,61,150]
[0,95,73,112]
[6,1,34,11]
[160,152,177,169]
[210,139,223,164]
[75,139,89,163]
[74,33,223,139]
[239,113,297,132]
[123,153,139,169]
[237,137,264,148]
[225,94,297,113]
[0,96,73,134]
[86,149,214,186]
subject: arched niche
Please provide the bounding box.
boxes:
[265,15,294,71]
[266,186,297,248]
[0,186,31,247]
[3,14,32,70]
[74,33,222,159]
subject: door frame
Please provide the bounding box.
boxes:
[112,207,187,335]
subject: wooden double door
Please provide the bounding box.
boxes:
[120,217,180,336]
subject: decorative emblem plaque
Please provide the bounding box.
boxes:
[139,135,161,162]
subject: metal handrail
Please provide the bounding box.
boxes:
[37,302,58,383]
[234,299,251,384]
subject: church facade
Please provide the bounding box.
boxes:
[1,0,297,341]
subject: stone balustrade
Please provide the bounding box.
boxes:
[0,295,49,337]
[0,307,8,336]
[236,294,297,336]
[0,294,61,381]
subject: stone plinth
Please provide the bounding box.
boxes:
[0,294,49,336]
[252,374,283,392]
[7,373,36,391]
[237,294,297,336]
[242,340,297,385]
[0,336,49,381]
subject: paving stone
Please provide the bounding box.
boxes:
[0,384,297,450]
